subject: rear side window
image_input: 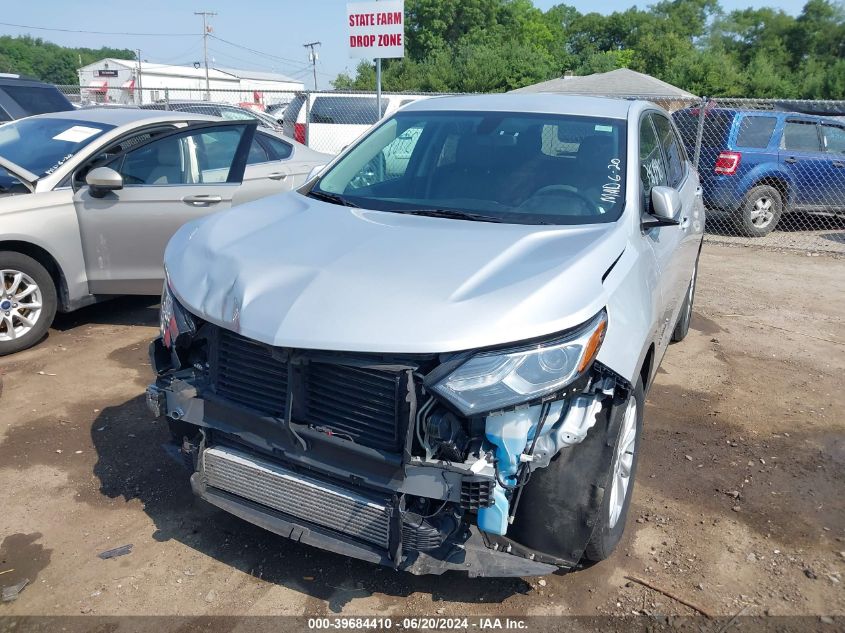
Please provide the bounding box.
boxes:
[262,134,292,160]
[652,114,685,187]
[310,97,389,125]
[736,116,777,149]
[782,121,821,152]
[821,125,845,154]
[283,94,306,123]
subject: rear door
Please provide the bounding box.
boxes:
[819,122,845,211]
[779,119,826,208]
[237,132,298,204]
[73,121,256,294]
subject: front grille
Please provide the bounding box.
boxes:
[203,446,392,548]
[210,327,406,452]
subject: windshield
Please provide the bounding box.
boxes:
[0,117,114,186]
[311,110,627,225]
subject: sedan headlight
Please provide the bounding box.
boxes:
[431,311,607,415]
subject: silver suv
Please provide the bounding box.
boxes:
[149,94,703,577]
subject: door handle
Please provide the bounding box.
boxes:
[784,157,798,164]
[267,172,288,181]
[694,187,703,196]
[182,194,223,206]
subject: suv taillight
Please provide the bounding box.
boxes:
[714,151,741,175]
[294,123,305,144]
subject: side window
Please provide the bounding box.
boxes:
[192,128,246,183]
[262,134,293,160]
[640,115,668,201]
[310,97,389,125]
[652,114,684,187]
[111,127,245,185]
[247,137,270,165]
[736,116,777,149]
[112,135,187,185]
[782,121,822,152]
[821,125,845,154]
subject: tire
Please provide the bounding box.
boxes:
[0,252,58,356]
[737,185,783,237]
[583,380,644,562]
[671,258,698,343]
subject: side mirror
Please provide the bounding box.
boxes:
[643,186,681,228]
[86,167,123,198]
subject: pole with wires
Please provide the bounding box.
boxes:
[195,10,217,100]
[303,41,321,91]
[135,49,143,105]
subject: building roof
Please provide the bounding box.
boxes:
[510,68,698,99]
[404,93,635,119]
[79,58,301,85]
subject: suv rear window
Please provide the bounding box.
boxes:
[672,109,733,149]
[311,96,389,125]
[735,116,776,148]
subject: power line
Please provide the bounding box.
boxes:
[209,35,310,69]
[0,20,194,36]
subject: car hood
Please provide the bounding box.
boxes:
[165,193,628,354]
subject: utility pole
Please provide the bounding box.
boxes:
[303,41,320,90]
[135,48,143,105]
[195,10,217,100]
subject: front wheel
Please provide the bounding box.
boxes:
[0,253,58,356]
[583,380,644,562]
[737,185,783,237]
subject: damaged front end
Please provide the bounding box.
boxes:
[147,282,631,577]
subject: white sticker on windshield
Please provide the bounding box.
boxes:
[594,124,613,132]
[52,126,101,143]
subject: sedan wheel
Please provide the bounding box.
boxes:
[0,270,44,342]
[0,252,58,356]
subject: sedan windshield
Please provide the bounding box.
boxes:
[311,110,627,225]
[0,117,114,182]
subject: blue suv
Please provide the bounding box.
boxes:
[673,107,845,236]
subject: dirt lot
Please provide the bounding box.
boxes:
[0,243,843,621]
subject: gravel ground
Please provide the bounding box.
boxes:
[0,244,843,622]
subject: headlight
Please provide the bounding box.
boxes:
[160,276,195,349]
[431,311,607,415]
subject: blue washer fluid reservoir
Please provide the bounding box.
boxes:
[477,407,539,535]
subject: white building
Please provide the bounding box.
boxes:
[77,58,304,107]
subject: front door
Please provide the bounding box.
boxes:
[73,121,255,295]
[819,122,845,212]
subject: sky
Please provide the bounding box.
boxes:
[1,0,806,89]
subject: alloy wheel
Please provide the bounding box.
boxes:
[608,396,638,529]
[749,196,774,228]
[0,269,43,342]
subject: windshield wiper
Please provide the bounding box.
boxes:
[394,209,506,223]
[307,189,359,208]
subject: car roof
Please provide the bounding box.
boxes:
[401,94,636,119]
[24,107,220,126]
[675,106,844,126]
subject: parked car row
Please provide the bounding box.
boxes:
[0,107,331,354]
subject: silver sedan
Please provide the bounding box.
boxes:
[0,108,332,355]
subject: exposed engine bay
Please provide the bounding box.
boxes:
[148,298,631,577]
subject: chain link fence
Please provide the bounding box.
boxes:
[54,85,845,254]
